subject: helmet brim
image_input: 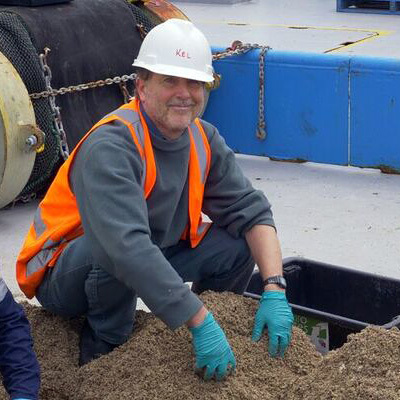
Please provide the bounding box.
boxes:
[133,61,214,83]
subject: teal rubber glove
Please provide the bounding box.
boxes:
[252,291,294,357]
[189,312,236,381]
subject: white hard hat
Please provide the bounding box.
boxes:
[133,18,214,83]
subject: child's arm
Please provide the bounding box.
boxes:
[0,278,40,400]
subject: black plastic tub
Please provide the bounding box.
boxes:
[245,257,400,350]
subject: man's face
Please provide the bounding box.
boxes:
[136,73,205,140]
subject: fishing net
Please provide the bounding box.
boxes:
[0,0,158,200]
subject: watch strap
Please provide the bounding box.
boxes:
[263,275,287,289]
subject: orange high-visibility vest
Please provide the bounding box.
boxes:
[17,98,212,298]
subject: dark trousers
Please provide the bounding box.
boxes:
[36,224,254,344]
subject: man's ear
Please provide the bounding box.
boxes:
[135,78,146,101]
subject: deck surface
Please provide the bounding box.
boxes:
[172,0,400,57]
[2,155,400,302]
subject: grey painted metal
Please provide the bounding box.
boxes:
[171,0,400,58]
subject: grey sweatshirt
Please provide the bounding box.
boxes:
[70,113,274,330]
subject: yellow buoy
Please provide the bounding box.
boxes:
[0,50,41,208]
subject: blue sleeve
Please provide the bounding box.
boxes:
[0,282,40,400]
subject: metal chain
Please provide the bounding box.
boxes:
[30,71,137,100]
[136,23,148,40]
[256,46,268,140]
[31,40,269,157]
[213,41,271,141]
[33,48,137,159]
[212,40,265,60]
[38,47,70,160]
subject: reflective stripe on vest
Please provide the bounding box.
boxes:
[17,98,211,298]
[26,206,83,276]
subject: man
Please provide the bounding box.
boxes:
[0,276,40,399]
[17,18,293,380]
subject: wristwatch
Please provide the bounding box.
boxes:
[263,275,287,289]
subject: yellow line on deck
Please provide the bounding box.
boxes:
[323,29,393,53]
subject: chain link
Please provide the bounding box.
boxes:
[38,47,70,160]
[30,71,137,100]
[32,48,137,159]
[256,46,268,140]
[213,41,271,141]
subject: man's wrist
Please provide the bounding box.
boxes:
[186,306,208,328]
[263,274,286,290]
[264,283,285,292]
